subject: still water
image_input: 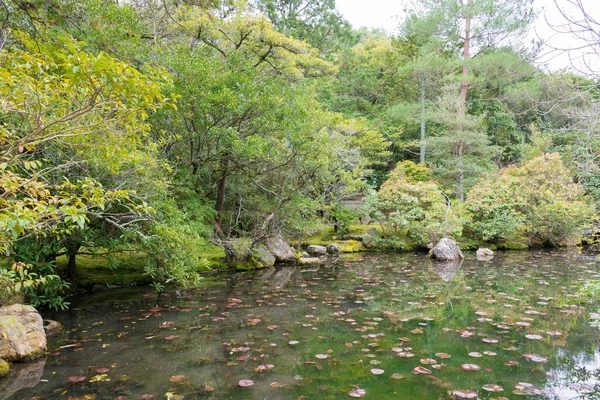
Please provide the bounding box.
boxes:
[4,250,600,399]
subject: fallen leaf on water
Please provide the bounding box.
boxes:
[239,379,254,387]
[448,390,478,398]
[412,366,432,374]
[348,387,366,397]
[95,368,110,374]
[169,375,186,383]
[482,383,504,392]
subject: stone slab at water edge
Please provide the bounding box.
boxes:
[0,304,46,362]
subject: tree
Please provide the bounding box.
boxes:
[400,0,535,198]
[253,0,358,54]
[428,85,499,201]
[467,153,595,245]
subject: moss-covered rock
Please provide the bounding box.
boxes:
[250,247,276,269]
[0,359,8,377]
[0,305,46,362]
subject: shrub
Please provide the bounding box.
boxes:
[466,153,595,245]
[363,163,464,247]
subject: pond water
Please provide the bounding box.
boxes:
[5,250,600,400]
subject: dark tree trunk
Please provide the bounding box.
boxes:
[66,242,81,280]
[215,156,229,238]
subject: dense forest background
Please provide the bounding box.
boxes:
[1,0,599,308]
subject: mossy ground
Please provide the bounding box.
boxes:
[55,244,228,288]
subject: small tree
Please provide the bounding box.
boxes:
[466,153,595,245]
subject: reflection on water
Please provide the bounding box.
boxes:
[6,250,600,399]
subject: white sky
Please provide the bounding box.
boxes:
[336,0,600,73]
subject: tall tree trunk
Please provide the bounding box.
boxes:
[456,141,465,202]
[459,0,472,113]
[419,75,426,164]
[215,156,229,238]
[456,0,472,202]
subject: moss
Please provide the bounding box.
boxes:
[198,245,227,270]
[0,359,8,377]
[339,240,365,253]
[502,241,530,250]
[57,254,152,289]
[347,224,381,235]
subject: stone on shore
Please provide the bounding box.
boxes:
[0,304,46,362]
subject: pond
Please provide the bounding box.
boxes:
[5,250,600,400]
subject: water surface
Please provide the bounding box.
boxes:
[6,250,600,399]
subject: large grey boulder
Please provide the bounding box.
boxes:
[430,238,464,261]
[307,245,327,255]
[0,305,46,362]
[263,236,295,262]
[476,248,494,260]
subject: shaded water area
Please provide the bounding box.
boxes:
[5,250,600,399]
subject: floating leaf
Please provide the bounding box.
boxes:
[461,364,481,371]
[95,368,110,374]
[67,376,87,383]
[349,388,366,397]
[370,368,384,375]
[238,379,254,387]
[412,366,432,374]
[525,334,543,340]
[523,354,547,363]
[448,390,478,398]
[169,375,186,383]
[482,383,504,392]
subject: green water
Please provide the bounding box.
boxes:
[5,250,600,399]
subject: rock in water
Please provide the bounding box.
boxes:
[476,248,494,260]
[307,245,327,255]
[263,236,295,262]
[430,238,464,261]
[326,244,340,254]
[0,305,46,362]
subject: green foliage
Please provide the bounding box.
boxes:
[389,161,433,183]
[363,163,464,247]
[328,204,359,235]
[0,262,69,310]
[467,153,595,245]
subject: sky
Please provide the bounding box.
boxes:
[335,0,600,73]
